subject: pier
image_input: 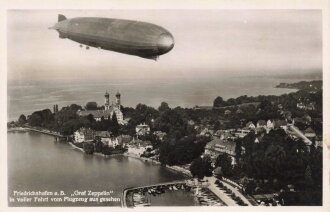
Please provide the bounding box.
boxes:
[122,180,187,207]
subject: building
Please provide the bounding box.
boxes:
[246,121,256,130]
[235,128,251,138]
[95,131,112,145]
[256,120,267,128]
[136,123,150,136]
[74,127,95,143]
[204,138,236,164]
[108,137,120,148]
[266,120,274,129]
[297,102,315,110]
[200,128,214,137]
[77,91,124,124]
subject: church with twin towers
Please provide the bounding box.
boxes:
[77,90,124,124]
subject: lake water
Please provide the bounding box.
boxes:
[7,76,312,206]
[8,131,196,206]
[7,77,302,121]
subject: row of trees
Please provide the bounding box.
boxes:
[21,103,120,136]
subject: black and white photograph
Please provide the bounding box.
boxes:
[2,3,329,210]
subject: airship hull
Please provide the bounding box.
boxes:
[52,16,174,59]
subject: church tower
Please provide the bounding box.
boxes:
[104,90,110,110]
[115,91,121,109]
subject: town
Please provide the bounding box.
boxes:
[7,80,323,206]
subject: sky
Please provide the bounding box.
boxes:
[7,10,322,83]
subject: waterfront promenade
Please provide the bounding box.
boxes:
[8,126,70,139]
[206,176,257,206]
[206,177,237,206]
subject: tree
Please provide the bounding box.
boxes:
[213,96,226,107]
[95,140,104,153]
[110,113,119,136]
[215,153,233,177]
[158,102,170,113]
[235,139,242,165]
[83,142,94,154]
[304,165,313,188]
[87,114,95,123]
[189,156,213,179]
[18,114,27,125]
[85,102,98,110]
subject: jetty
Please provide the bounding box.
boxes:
[122,180,188,207]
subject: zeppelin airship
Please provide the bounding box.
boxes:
[49,14,174,60]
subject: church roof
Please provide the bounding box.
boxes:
[77,108,115,119]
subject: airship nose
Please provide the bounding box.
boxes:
[157,33,174,54]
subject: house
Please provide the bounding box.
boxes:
[188,120,195,126]
[204,138,236,160]
[136,123,150,136]
[74,127,95,143]
[95,131,112,145]
[235,128,251,138]
[200,128,214,137]
[117,135,132,145]
[297,102,315,110]
[108,137,120,148]
[256,120,267,128]
[297,102,305,109]
[246,121,256,130]
[214,130,235,140]
[266,120,274,129]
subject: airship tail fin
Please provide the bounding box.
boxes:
[58,14,67,22]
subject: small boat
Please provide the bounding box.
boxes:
[173,185,178,190]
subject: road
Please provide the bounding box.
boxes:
[205,177,237,206]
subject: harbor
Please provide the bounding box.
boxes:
[122,179,226,207]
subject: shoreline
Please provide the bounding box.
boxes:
[8,126,241,207]
[8,128,193,178]
[123,152,192,177]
